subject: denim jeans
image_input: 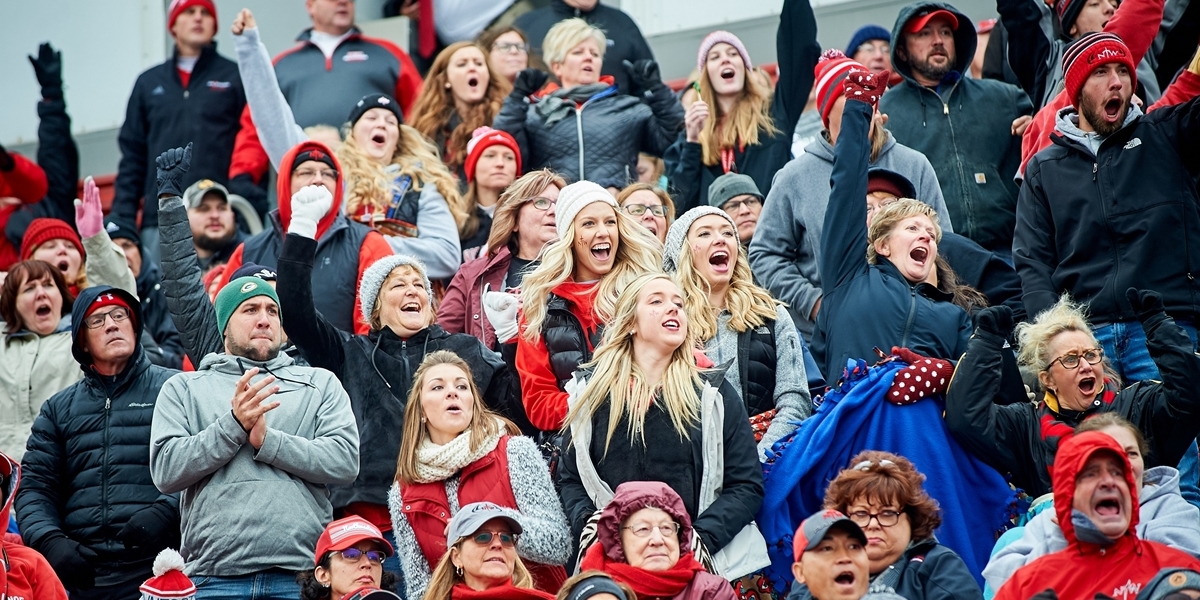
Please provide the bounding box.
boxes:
[193,570,302,600]
[383,529,404,593]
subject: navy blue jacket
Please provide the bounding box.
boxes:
[812,99,971,380]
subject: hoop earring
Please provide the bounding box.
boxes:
[455,566,464,577]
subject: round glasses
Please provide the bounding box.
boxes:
[1047,348,1104,370]
[622,522,681,538]
[847,509,902,528]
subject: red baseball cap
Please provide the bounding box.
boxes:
[906,9,960,33]
[314,516,394,566]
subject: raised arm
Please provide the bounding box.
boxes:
[1128,289,1200,468]
[77,177,138,297]
[773,0,821,135]
[28,43,76,222]
[276,232,352,377]
[492,69,546,165]
[997,0,1054,106]
[625,60,686,157]
[231,10,305,171]
[820,88,875,290]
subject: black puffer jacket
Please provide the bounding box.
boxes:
[544,293,603,390]
[739,321,778,417]
[14,286,180,588]
[276,234,513,509]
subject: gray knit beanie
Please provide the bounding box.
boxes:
[707,172,762,208]
[358,254,433,325]
[662,206,737,273]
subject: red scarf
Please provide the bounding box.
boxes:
[450,582,554,600]
[578,543,707,599]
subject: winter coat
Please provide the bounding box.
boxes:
[438,245,513,350]
[944,308,1200,498]
[1014,96,1200,324]
[113,44,245,229]
[0,452,68,600]
[0,317,80,461]
[812,100,971,380]
[276,233,513,511]
[149,351,360,577]
[516,283,604,431]
[493,79,684,189]
[15,286,180,588]
[994,433,1200,600]
[663,0,820,212]
[748,128,952,339]
[984,465,1200,592]
[879,2,1032,253]
[388,435,570,600]
[0,152,48,270]
[790,540,981,600]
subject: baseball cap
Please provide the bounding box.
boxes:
[446,502,524,546]
[183,179,231,209]
[314,516,395,567]
[340,587,402,600]
[793,509,867,561]
[905,9,959,33]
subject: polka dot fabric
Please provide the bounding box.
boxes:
[886,347,953,405]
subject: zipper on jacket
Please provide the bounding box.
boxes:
[930,81,973,240]
[102,395,111,531]
[1092,162,1098,181]
[574,105,587,180]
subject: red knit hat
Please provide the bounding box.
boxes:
[19,218,84,262]
[167,0,217,32]
[139,549,196,600]
[813,49,866,128]
[1062,32,1137,107]
[464,127,522,184]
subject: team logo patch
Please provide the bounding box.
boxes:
[343,50,369,62]
[240,281,258,293]
[206,80,231,90]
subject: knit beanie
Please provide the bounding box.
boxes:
[229,262,278,282]
[167,0,216,32]
[463,127,522,184]
[1062,32,1137,106]
[814,50,866,128]
[707,172,762,208]
[358,254,433,326]
[845,25,892,56]
[555,181,620,239]
[139,548,196,599]
[697,31,752,73]
[104,216,142,249]
[1055,0,1089,38]
[662,206,737,273]
[347,93,403,128]
[214,276,280,335]
[20,218,85,261]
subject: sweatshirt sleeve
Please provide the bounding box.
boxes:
[748,176,823,333]
[234,27,306,171]
[773,0,820,136]
[758,307,811,457]
[982,512,1063,593]
[150,377,250,494]
[382,182,461,279]
[252,370,360,485]
[82,228,139,298]
[507,435,572,565]
[0,152,49,204]
[516,325,569,431]
[663,136,704,213]
[156,194,225,363]
[1139,482,1200,557]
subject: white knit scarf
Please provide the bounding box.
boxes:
[413,419,504,483]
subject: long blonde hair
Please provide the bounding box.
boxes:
[337,124,469,231]
[423,536,534,600]
[697,58,779,167]
[520,207,662,342]
[564,273,703,453]
[673,234,778,341]
[487,169,567,257]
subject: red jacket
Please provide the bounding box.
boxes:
[0,152,49,270]
[1,452,68,600]
[995,432,1200,600]
[515,281,602,430]
[438,245,512,349]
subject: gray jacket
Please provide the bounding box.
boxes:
[748,133,951,338]
[150,352,359,576]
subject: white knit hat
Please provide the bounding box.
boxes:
[555,180,620,239]
[358,254,433,325]
[662,206,737,273]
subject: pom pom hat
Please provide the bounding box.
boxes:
[19,218,84,262]
[139,548,196,599]
[464,127,522,184]
[814,50,866,128]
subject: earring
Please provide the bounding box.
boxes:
[421,417,427,423]
[445,82,452,89]
[322,583,330,588]
[455,566,464,577]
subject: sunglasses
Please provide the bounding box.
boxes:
[469,531,519,547]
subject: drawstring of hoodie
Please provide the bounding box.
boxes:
[236,357,315,390]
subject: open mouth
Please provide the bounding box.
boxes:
[591,243,611,261]
[1094,497,1121,516]
[445,403,463,415]
[35,304,52,317]
[371,132,386,145]
[56,260,69,273]
[1104,98,1122,120]
[834,570,857,586]
[401,301,421,314]
[662,318,680,331]
[1079,376,1097,396]
[909,247,928,265]
[467,76,479,88]
[709,250,730,270]
[720,68,735,81]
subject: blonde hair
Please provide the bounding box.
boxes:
[542,18,607,68]
[395,351,519,485]
[865,198,942,265]
[423,536,534,600]
[487,169,567,257]
[564,273,703,452]
[616,182,676,222]
[697,53,779,167]
[337,124,469,231]
[673,232,778,341]
[520,208,662,342]
[1014,294,1101,370]
[408,42,511,175]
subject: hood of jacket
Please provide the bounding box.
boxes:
[1139,465,1181,507]
[70,285,145,367]
[277,140,345,241]
[1053,431,1141,549]
[596,481,695,563]
[197,348,296,375]
[1053,102,1143,149]
[890,2,975,85]
[0,451,17,532]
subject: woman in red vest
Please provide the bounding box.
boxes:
[388,350,570,600]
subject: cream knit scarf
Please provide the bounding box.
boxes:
[413,419,504,483]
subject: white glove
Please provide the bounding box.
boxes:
[483,289,520,343]
[288,184,333,238]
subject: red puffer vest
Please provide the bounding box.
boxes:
[399,436,566,592]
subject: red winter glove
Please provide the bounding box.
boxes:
[886,347,952,405]
[843,68,890,110]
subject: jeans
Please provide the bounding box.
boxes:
[193,570,302,600]
[383,529,404,593]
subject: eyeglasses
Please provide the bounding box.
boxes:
[293,168,338,181]
[333,548,386,564]
[470,531,519,547]
[622,522,681,538]
[528,197,557,210]
[84,307,131,330]
[623,204,666,217]
[1048,348,1104,370]
[847,509,903,528]
[855,42,891,56]
[493,42,530,55]
[722,198,761,213]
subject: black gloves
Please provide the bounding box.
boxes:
[512,68,549,98]
[623,59,662,95]
[1126,288,1165,323]
[156,143,192,199]
[28,42,63,100]
[975,305,1014,339]
[41,534,98,590]
[117,501,179,551]
[0,143,12,172]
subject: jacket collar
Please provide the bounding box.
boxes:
[84,349,152,397]
[295,26,362,43]
[172,42,219,74]
[875,258,954,302]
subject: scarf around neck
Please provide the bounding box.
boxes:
[536,81,615,127]
[451,582,555,600]
[578,541,706,598]
[413,419,504,483]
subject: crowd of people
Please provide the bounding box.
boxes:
[4,0,1200,599]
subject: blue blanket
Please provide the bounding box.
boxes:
[758,358,1023,591]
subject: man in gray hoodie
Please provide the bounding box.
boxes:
[149,275,359,599]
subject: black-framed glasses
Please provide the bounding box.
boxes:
[83,307,131,329]
[847,509,902,528]
[529,197,557,210]
[623,204,666,217]
[1047,348,1104,370]
[493,42,530,54]
[333,548,386,564]
[622,522,681,538]
[470,531,519,547]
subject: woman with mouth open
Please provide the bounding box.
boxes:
[387,351,570,600]
[662,205,811,459]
